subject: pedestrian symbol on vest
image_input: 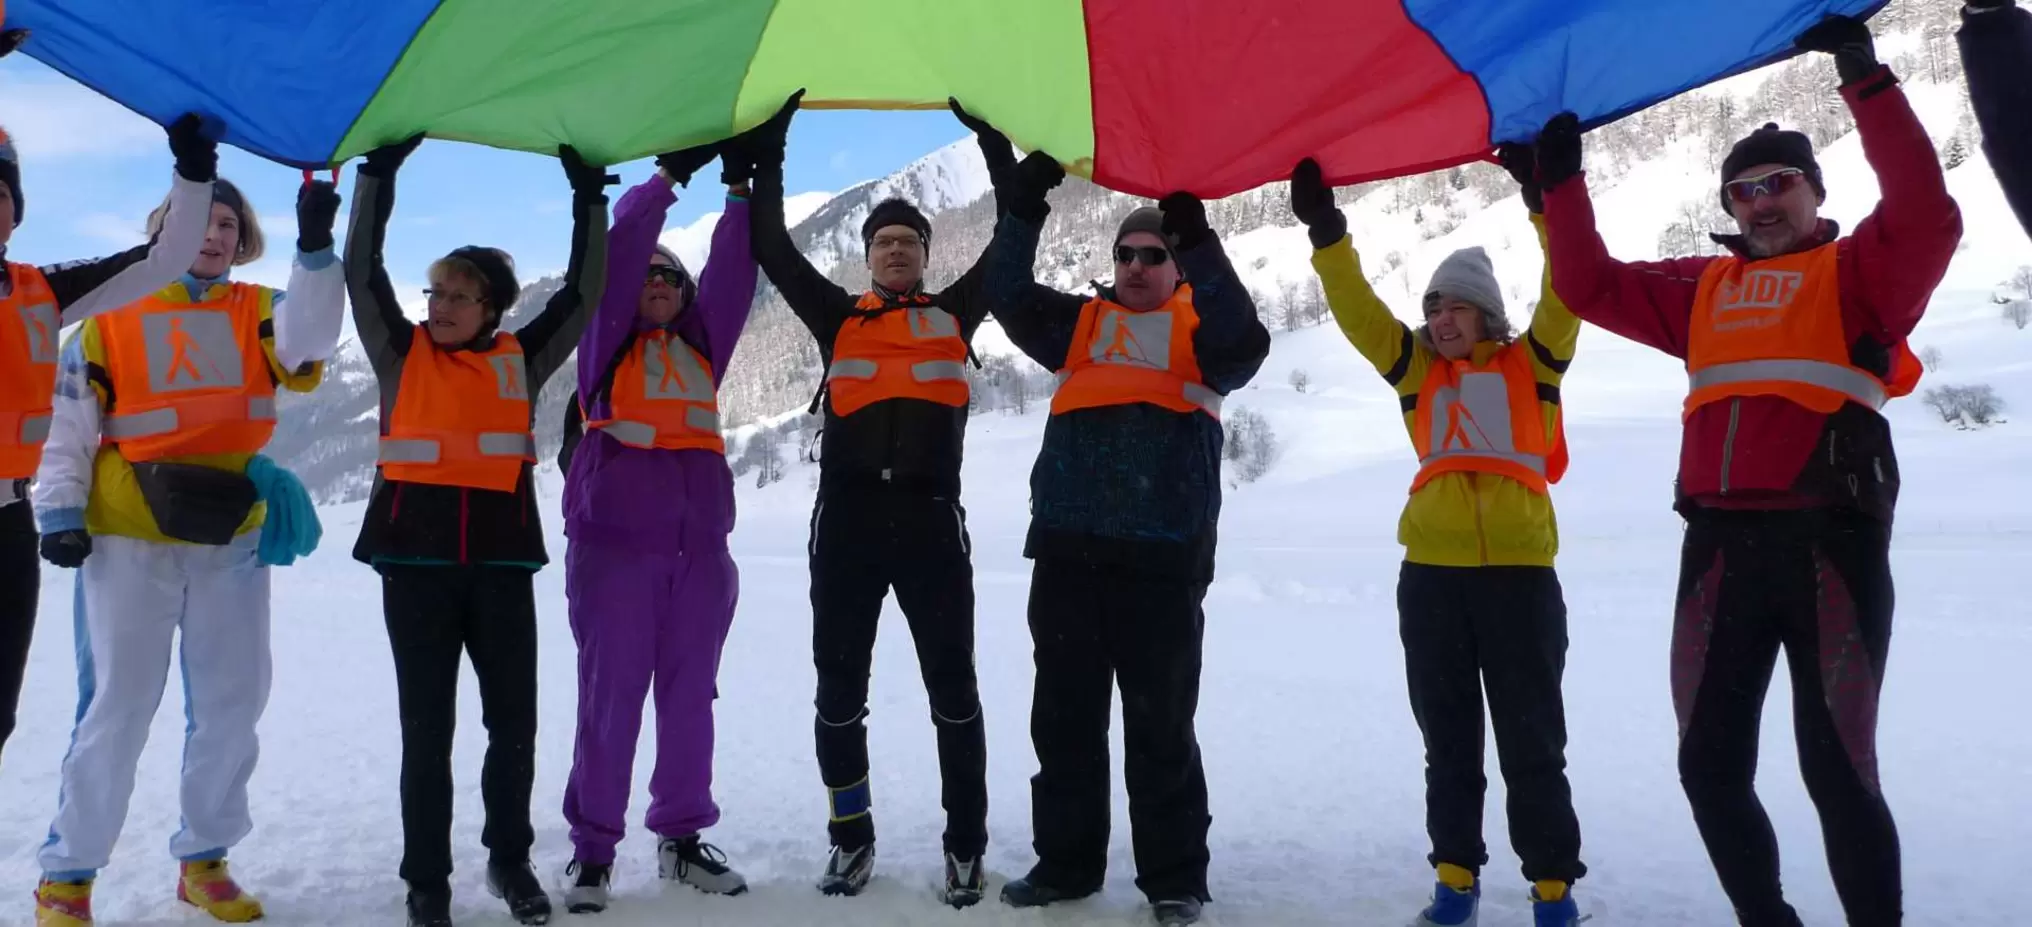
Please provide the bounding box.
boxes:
[1431,374,1516,455]
[491,355,529,401]
[143,310,243,393]
[18,302,58,365]
[644,337,712,401]
[907,307,958,339]
[1091,309,1173,371]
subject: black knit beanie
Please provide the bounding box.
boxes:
[862,197,931,253]
[1115,206,1175,250]
[1720,123,1825,210]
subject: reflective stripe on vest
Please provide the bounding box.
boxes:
[828,358,879,381]
[104,396,278,439]
[912,360,967,383]
[1687,358,1888,410]
[824,296,972,416]
[1051,287,1218,419]
[378,432,535,465]
[593,408,721,448]
[19,414,51,445]
[0,263,62,478]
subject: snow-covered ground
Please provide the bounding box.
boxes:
[4,79,2031,927]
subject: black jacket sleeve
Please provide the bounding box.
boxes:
[516,188,609,393]
[751,163,857,347]
[981,211,1087,371]
[1960,2,2032,237]
[1177,234,1270,396]
[343,167,418,378]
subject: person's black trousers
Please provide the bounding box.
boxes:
[1672,508,1899,927]
[1025,555,1212,904]
[0,499,37,765]
[1398,562,1585,886]
[808,489,987,857]
[380,564,540,890]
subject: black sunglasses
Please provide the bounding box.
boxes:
[646,265,689,287]
[1114,245,1171,267]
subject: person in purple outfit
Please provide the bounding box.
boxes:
[554,139,759,914]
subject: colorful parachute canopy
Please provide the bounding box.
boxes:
[7,0,1886,199]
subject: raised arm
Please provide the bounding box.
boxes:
[1536,114,1709,359]
[686,186,759,382]
[982,152,1087,370]
[518,146,614,393]
[1161,193,1270,395]
[1836,65,1965,341]
[345,136,426,377]
[736,92,856,342]
[1959,0,2032,236]
[581,172,680,394]
[1290,158,1423,385]
[1522,213,1580,384]
[937,99,1022,333]
[271,181,346,373]
[42,115,218,324]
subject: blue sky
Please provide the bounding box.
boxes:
[0,54,971,294]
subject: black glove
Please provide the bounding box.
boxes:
[950,97,1015,174]
[295,180,341,253]
[361,133,424,178]
[720,141,755,189]
[654,142,720,187]
[731,89,803,173]
[39,530,90,569]
[1002,150,1065,224]
[1496,142,1545,214]
[1159,191,1213,252]
[1796,14,1879,85]
[559,144,618,200]
[0,29,28,58]
[1536,112,1584,191]
[1288,158,1347,249]
[165,112,218,182]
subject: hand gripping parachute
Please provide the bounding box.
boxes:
[4,0,1886,198]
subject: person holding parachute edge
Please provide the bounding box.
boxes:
[0,38,217,775]
[736,90,1022,907]
[980,135,1271,926]
[343,134,611,927]
[1957,0,2032,236]
[29,119,344,925]
[1289,143,1589,927]
[552,135,760,912]
[1534,12,1959,927]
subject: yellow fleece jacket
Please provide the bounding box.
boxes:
[1312,215,1578,567]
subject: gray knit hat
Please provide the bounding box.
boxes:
[1421,247,1513,344]
[1115,206,1173,249]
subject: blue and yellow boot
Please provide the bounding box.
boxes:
[34,878,93,926]
[1530,880,1583,927]
[1413,863,1479,926]
[177,859,264,922]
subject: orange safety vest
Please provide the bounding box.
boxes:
[823,292,970,417]
[378,325,536,493]
[1051,285,1221,418]
[1685,242,1920,419]
[97,282,278,462]
[586,330,725,454]
[0,263,59,479]
[1410,345,1567,494]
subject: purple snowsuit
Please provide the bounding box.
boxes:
[561,177,756,864]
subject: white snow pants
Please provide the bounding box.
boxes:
[39,532,272,878]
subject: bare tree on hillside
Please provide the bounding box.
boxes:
[2011,265,2032,301]
[2005,300,2031,330]
[1919,345,1944,372]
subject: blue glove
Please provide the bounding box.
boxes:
[245,454,321,567]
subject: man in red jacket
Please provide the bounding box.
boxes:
[1532,15,1960,927]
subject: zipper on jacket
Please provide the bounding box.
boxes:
[459,488,470,565]
[1719,399,1742,494]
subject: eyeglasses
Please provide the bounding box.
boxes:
[870,233,924,251]
[1724,167,1807,205]
[422,288,483,307]
[646,265,689,287]
[1114,245,1171,267]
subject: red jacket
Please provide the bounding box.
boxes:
[1543,66,1961,521]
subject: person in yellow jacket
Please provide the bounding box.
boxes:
[29,167,346,927]
[1289,150,1587,927]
